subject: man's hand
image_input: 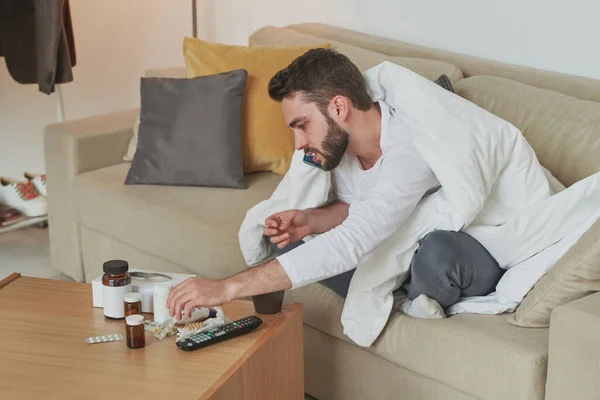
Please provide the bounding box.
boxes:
[166,277,235,321]
[166,259,293,321]
[263,209,312,249]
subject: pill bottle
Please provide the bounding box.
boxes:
[102,260,132,320]
[125,314,145,349]
[124,292,142,317]
[153,283,173,324]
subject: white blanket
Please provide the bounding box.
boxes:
[239,61,600,347]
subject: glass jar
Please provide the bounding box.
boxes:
[125,314,145,349]
[102,260,132,320]
[124,292,142,317]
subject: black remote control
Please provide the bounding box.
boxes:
[176,315,263,351]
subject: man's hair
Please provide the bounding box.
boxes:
[268,48,372,113]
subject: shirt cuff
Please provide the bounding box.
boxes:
[276,251,305,289]
[277,247,334,290]
[275,233,353,289]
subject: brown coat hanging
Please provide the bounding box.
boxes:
[0,0,76,94]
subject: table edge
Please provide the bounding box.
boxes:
[200,303,303,399]
[0,273,21,289]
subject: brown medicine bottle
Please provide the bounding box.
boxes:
[102,260,132,319]
[124,292,142,317]
[125,314,145,349]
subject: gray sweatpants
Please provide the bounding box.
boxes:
[269,230,504,309]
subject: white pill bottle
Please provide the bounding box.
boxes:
[153,283,173,323]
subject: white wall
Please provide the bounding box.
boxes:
[0,0,212,180]
[216,0,600,81]
[2,0,599,180]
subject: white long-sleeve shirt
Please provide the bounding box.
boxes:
[277,101,440,288]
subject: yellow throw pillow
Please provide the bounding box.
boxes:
[183,38,330,175]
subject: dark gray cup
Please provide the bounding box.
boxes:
[252,290,284,314]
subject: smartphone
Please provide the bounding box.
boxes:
[303,152,322,169]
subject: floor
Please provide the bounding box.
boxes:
[0,226,72,281]
[0,227,318,400]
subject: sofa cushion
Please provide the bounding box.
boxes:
[454,76,600,187]
[510,218,600,328]
[73,163,282,279]
[183,37,330,176]
[249,26,463,83]
[124,67,188,162]
[434,74,455,93]
[125,71,248,189]
[285,283,548,400]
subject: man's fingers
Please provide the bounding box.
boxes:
[270,233,290,244]
[278,212,294,230]
[168,290,184,317]
[263,227,281,237]
[173,292,194,321]
[278,238,291,249]
[183,301,200,319]
[168,278,196,314]
[167,278,193,308]
[265,214,281,228]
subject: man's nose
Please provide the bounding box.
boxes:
[294,132,308,151]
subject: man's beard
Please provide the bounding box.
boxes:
[307,112,349,171]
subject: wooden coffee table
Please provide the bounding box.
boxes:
[0,273,304,399]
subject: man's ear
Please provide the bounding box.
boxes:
[328,95,351,122]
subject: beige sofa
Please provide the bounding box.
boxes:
[44,23,600,400]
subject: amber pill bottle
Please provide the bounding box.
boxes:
[124,292,142,317]
[125,314,145,349]
[102,260,132,320]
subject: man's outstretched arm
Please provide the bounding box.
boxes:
[167,201,348,320]
[167,258,291,320]
[227,259,292,298]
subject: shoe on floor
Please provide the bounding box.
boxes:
[24,172,47,197]
[0,203,22,226]
[0,177,47,217]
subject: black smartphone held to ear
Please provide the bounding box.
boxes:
[303,152,322,169]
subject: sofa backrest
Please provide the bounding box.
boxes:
[248,26,463,83]
[284,22,600,104]
[249,24,600,186]
[455,76,600,187]
[144,66,186,79]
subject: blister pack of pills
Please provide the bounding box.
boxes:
[85,334,124,344]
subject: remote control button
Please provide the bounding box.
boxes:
[215,331,225,337]
[187,343,193,347]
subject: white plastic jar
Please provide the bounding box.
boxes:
[153,283,173,323]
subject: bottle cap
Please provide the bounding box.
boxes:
[103,260,129,274]
[123,292,141,303]
[125,314,144,326]
[154,283,173,296]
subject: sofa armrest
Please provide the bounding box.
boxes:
[43,108,138,282]
[44,108,138,175]
[546,291,600,400]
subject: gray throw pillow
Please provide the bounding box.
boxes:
[434,74,455,93]
[125,69,248,188]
